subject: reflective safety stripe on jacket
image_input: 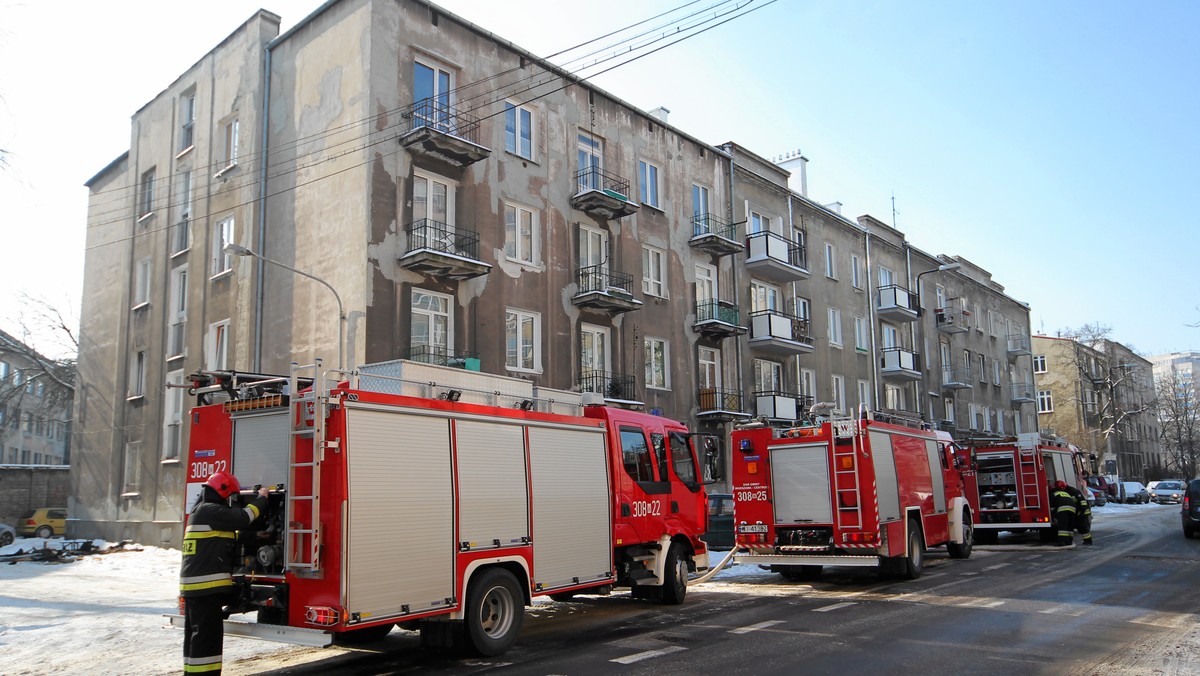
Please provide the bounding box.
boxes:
[180,497,265,597]
[1052,490,1077,513]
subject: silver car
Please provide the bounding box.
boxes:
[0,523,14,547]
[1151,480,1186,504]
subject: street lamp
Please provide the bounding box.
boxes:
[914,262,962,422]
[224,243,346,371]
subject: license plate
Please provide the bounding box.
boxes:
[738,524,769,533]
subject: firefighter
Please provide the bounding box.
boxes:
[181,472,269,674]
[1050,480,1077,546]
[1065,482,1094,545]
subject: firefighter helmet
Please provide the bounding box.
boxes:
[1055,480,1068,490]
[205,471,241,499]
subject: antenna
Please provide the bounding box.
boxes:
[891,191,898,229]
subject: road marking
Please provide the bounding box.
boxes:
[960,571,980,576]
[610,646,687,664]
[813,602,857,612]
[956,599,1005,608]
[983,563,1011,571]
[728,620,785,634]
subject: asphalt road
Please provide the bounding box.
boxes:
[243,504,1200,675]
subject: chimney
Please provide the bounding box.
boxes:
[774,148,808,197]
[649,106,670,123]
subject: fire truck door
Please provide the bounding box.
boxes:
[868,431,901,523]
[454,419,529,549]
[230,412,290,489]
[343,407,455,620]
[925,440,947,514]
[770,443,832,524]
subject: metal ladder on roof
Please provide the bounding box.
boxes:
[833,421,863,529]
[284,363,325,572]
[1018,447,1042,511]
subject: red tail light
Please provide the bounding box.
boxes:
[1185,496,1191,510]
[305,606,341,626]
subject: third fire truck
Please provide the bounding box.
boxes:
[171,358,711,656]
[963,432,1089,543]
[730,411,975,580]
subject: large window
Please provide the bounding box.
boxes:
[206,320,229,370]
[411,289,452,359]
[139,168,156,218]
[750,280,781,312]
[881,323,899,349]
[749,210,772,234]
[504,102,534,159]
[580,323,609,383]
[577,132,602,190]
[414,59,453,130]
[638,160,661,208]
[1037,389,1054,413]
[179,93,196,151]
[699,347,720,390]
[168,266,188,358]
[163,370,184,461]
[828,307,843,347]
[128,350,146,399]
[505,308,540,372]
[173,170,192,254]
[503,202,538,265]
[413,170,455,227]
[133,258,151,308]
[211,217,234,276]
[642,245,666,297]
[645,337,669,389]
[753,359,783,393]
[1033,354,1047,373]
[692,184,709,218]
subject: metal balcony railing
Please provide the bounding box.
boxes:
[692,213,738,240]
[577,264,634,296]
[877,284,918,314]
[696,299,741,325]
[406,97,482,145]
[404,219,481,260]
[404,345,479,368]
[746,231,807,269]
[574,166,631,200]
[579,370,637,400]
[942,366,973,385]
[749,309,814,346]
[880,347,921,372]
[698,388,745,414]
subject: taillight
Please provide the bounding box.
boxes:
[305,606,341,626]
[1185,496,1191,510]
[178,596,186,614]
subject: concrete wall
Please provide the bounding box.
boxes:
[0,466,69,527]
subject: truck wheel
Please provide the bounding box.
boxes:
[778,565,822,581]
[549,591,578,602]
[464,568,524,656]
[902,519,924,580]
[947,509,973,559]
[974,530,998,545]
[334,622,394,644]
[35,525,53,539]
[1185,525,1196,539]
[660,543,688,605]
[1039,526,1057,544]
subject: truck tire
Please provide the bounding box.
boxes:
[334,622,394,644]
[902,519,924,580]
[661,542,688,605]
[947,509,973,559]
[1185,525,1196,539]
[778,565,822,581]
[464,568,524,656]
[1039,526,1057,544]
[549,591,578,602]
[975,530,998,545]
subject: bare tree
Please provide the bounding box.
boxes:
[0,295,77,417]
[1157,369,1199,480]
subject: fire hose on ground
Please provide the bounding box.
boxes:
[689,546,741,585]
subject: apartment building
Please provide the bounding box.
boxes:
[74,0,1034,546]
[0,330,72,467]
[1033,335,1162,480]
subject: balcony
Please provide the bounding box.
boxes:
[880,347,921,381]
[877,285,919,322]
[398,99,490,168]
[572,264,642,314]
[748,310,814,355]
[745,231,809,282]
[571,167,638,219]
[689,213,743,256]
[579,370,640,404]
[694,299,746,338]
[404,345,481,370]
[1010,381,1036,403]
[935,306,970,334]
[753,391,812,422]
[941,366,973,389]
[1007,333,1032,357]
[697,388,751,421]
[399,219,491,280]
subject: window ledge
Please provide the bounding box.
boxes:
[209,269,233,281]
[176,145,194,160]
[166,352,185,362]
[131,302,149,312]
[137,211,155,224]
[160,458,181,465]
[504,149,538,165]
[120,492,142,500]
[214,162,238,179]
[170,247,190,259]
[640,202,665,214]
[504,257,545,272]
[505,367,542,376]
[126,394,145,402]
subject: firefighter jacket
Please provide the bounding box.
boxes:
[1051,489,1077,515]
[180,492,267,597]
[1065,485,1091,518]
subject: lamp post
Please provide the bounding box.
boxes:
[224,243,346,371]
[914,262,962,423]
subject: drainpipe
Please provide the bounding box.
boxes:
[250,43,275,372]
[724,144,743,414]
[864,226,879,412]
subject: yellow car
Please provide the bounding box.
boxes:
[17,507,67,538]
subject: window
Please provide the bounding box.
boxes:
[0,361,7,380]
[824,243,837,279]
[851,254,862,289]
[979,354,987,383]
[212,217,234,276]
[800,368,816,401]
[1037,389,1054,413]
[794,297,811,321]
[983,406,993,432]
[163,370,184,461]
[854,316,868,351]
[505,308,540,372]
[222,119,239,168]
[503,202,538,265]
[828,307,843,347]
[128,350,146,399]
[645,337,669,389]
[580,323,610,383]
[169,266,188,358]
[975,303,983,331]
[206,320,229,370]
[139,168,155,218]
[133,258,151,308]
[579,224,608,286]
[669,431,699,486]
[620,427,657,483]
[749,210,771,234]
[692,184,710,219]
[935,285,946,310]
[884,384,904,410]
[753,359,783,392]
[180,93,196,151]
[414,59,453,131]
[695,263,716,308]
[411,289,452,360]
[577,131,602,190]
[123,442,142,494]
[698,347,720,390]
[750,280,781,312]
[173,171,192,254]
[993,359,1002,386]
[945,399,956,423]
[638,160,661,208]
[1033,354,1047,373]
[879,266,895,287]
[831,375,846,413]
[642,245,666,297]
[504,102,534,159]
[413,169,455,226]
[857,379,871,409]
[881,323,899,349]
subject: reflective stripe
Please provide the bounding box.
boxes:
[180,578,234,592]
[185,655,223,666]
[183,663,223,673]
[186,524,215,532]
[244,503,261,520]
[184,530,236,540]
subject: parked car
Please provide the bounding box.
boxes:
[16,507,67,538]
[0,523,14,547]
[702,493,734,549]
[1119,482,1150,504]
[1086,475,1118,500]
[1146,480,1161,493]
[1087,486,1107,507]
[1151,480,1186,504]
[1183,480,1200,538]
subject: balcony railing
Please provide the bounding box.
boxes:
[935,305,970,333]
[404,345,480,369]
[1007,333,1032,357]
[753,390,812,421]
[571,167,638,219]
[697,388,749,419]
[942,366,973,389]
[573,265,641,313]
[579,369,637,401]
[694,299,745,338]
[1010,381,1036,403]
[877,284,919,321]
[880,347,921,380]
[745,231,809,281]
[689,213,743,256]
[400,219,490,280]
[748,309,814,354]
[397,98,491,167]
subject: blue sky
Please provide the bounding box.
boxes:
[1,0,1196,357]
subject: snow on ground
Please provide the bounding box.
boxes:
[0,502,1175,675]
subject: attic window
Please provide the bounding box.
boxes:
[431,11,439,27]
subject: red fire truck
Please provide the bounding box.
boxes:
[964,433,1089,544]
[171,359,711,656]
[730,412,975,580]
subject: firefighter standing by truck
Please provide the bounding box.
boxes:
[1064,482,1093,545]
[180,472,269,674]
[1051,480,1078,546]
